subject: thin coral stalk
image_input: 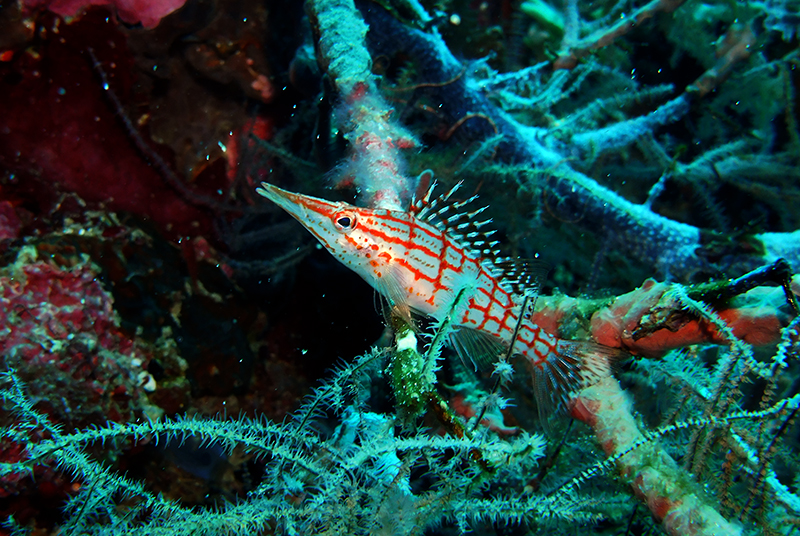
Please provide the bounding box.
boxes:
[307,0,418,210]
[569,375,742,536]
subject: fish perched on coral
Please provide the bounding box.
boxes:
[257,181,613,410]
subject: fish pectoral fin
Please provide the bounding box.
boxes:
[448,326,508,372]
[373,268,420,327]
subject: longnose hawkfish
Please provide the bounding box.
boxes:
[257,181,614,411]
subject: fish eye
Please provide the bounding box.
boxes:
[333,211,357,232]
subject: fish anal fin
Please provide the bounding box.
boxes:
[449,326,508,371]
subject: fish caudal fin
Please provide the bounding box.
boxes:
[528,340,620,419]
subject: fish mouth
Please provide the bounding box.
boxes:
[258,182,335,215]
[256,182,309,220]
[256,182,343,227]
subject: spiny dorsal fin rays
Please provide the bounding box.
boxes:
[419,180,538,309]
[416,181,464,221]
[492,259,551,297]
[455,213,492,231]
[410,176,438,216]
[409,179,551,297]
[413,182,494,247]
[434,204,488,230]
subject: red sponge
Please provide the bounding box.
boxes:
[22,0,187,28]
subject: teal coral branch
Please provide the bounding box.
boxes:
[305,0,800,280]
[356,2,800,280]
[307,0,418,211]
[307,0,373,96]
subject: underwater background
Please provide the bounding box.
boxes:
[0,0,799,534]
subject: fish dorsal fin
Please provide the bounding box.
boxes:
[410,180,550,298]
[410,179,464,220]
[410,169,435,216]
[490,259,551,297]
[411,180,499,257]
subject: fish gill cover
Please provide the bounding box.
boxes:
[0,0,799,534]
